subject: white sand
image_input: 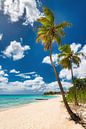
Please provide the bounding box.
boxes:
[0,96,83,129]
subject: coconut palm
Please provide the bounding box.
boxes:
[59,44,81,106]
[36,7,80,121]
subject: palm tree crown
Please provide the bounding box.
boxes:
[36,7,71,50]
[59,44,81,69]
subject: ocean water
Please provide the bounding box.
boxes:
[0,94,56,109]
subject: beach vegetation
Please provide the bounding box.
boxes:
[67,78,86,104]
[44,91,61,95]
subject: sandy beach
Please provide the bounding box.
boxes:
[0,96,83,129]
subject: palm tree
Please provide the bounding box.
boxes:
[59,44,81,106]
[36,7,80,121]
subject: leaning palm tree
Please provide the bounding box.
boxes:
[59,44,81,106]
[36,7,80,121]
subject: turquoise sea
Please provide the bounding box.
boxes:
[0,94,56,109]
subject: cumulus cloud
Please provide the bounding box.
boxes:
[0,69,42,94]
[60,69,71,80]
[75,58,86,78]
[15,71,36,79]
[16,73,30,79]
[10,69,20,74]
[0,71,71,94]
[0,0,42,26]
[25,72,36,75]
[3,40,30,60]
[45,81,72,92]
[0,65,2,69]
[0,76,45,93]
[0,66,8,83]
[42,54,58,66]
[80,44,86,56]
[70,42,81,53]
[0,33,3,41]
[0,76,8,83]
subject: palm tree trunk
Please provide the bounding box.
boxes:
[49,45,80,122]
[70,66,78,106]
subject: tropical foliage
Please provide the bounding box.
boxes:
[36,7,71,50]
[44,91,61,95]
[67,78,86,104]
[59,44,81,69]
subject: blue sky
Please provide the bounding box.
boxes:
[0,0,86,94]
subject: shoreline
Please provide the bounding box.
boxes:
[0,96,83,129]
[0,95,58,112]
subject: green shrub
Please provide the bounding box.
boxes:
[66,78,86,104]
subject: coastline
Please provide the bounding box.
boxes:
[0,96,83,129]
[0,95,58,111]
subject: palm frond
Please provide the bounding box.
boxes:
[72,56,81,67]
[56,21,72,29]
[58,53,66,58]
[59,57,71,69]
[55,28,66,37]
[54,34,62,46]
[38,17,51,27]
[75,52,84,57]
[43,7,54,23]
[36,33,46,43]
[59,44,71,53]
[37,29,48,35]
[59,43,81,69]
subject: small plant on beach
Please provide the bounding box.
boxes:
[58,44,81,106]
[36,7,80,122]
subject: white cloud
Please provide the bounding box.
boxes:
[0,66,8,83]
[62,81,72,90]
[10,69,20,74]
[0,0,42,26]
[44,81,72,92]
[4,73,8,77]
[76,58,86,78]
[0,33,3,41]
[3,40,30,61]
[60,69,71,80]
[23,76,45,91]
[0,70,72,94]
[80,44,86,56]
[25,72,36,75]
[16,73,30,79]
[42,54,58,66]
[16,71,36,79]
[70,42,81,53]
[0,76,45,93]
[0,76,8,83]
[0,65,2,70]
